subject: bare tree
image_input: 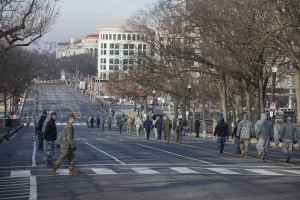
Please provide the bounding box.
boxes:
[0,0,59,50]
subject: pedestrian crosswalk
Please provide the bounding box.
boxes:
[3,167,300,177]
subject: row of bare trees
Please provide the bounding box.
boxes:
[106,0,300,123]
[0,0,59,117]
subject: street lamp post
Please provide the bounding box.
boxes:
[138,86,141,117]
[187,84,192,119]
[271,65,278,104]
[152,90,156,113]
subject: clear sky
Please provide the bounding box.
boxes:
[41,0,155,42]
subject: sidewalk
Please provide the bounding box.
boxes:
[0,125,24,144]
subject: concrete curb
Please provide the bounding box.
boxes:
[0,124,24,144]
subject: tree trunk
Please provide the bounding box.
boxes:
[259,66,265,115]
[219,73,228,122]
[174,98,179,120]
[294,68,300,123]
[182,96,187,121]
[245,90,252,121]
[235,85,243,120]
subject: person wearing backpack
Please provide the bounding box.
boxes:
[37,110,47,151]
[237,114,253,158]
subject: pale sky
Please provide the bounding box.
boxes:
[41,0,155,42]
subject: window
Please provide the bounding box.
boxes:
[132,35,136,40]
[105,34,108,40]
[113,34,116,40]
[127,34,131,40]
[129,44,134,49]
[110,44,114,49]
[123,50,128,55]
[138,44,142,49]
[137,35,140,40]
[118,34,121,40]
[115,44,120,49]
[109,34,112,40]
[122,34,126,40]
[124,44,129,49]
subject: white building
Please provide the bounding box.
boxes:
[55,34,98,59]
[97,20,151,81]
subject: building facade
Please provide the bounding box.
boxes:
[97,20,150,81]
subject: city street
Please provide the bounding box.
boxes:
[0,84,300,200]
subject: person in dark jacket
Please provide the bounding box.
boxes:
[4,115,12,141]
[37,110,47,151]
[231,119,241,154]
[143,116,152,140]
[96,116,100,128]
[213,118,229,153]
[194,118,200,138]
[155,116,163,140]
[43,112,58,168]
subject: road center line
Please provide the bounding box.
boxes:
[32,142,36,167]
[136,143,215,165]
[85,142,125,165]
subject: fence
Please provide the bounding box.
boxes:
[0,118,22,134]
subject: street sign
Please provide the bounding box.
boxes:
[270,102,277,110]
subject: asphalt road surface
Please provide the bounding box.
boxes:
[1,83,300,200]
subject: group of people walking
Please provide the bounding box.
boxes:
[87,115,112,130]
[34,110,79,176]
[222,113,298,163]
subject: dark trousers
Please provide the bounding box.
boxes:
[38,130,44,149]
[195,130,200,137]
[157,129,162,140]
[145,128,151,139]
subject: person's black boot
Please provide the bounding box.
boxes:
[47,161,54,168]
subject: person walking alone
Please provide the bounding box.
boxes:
[52,114,78,176]
[4,115,11,141]
[280,117,297,163]
[213,118,229,153]
[43,112,58,168]
[194,118,200,138]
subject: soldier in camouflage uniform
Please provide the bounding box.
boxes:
[163,116,172,143]
[237,114,253,159]
[281,117,298,163]
[255,113,272,162]
[52,114,78,176]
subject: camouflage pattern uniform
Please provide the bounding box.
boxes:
[280,117,297,162]
[176,122,183,143]
[163,117,172,143]
[237,118,253,158]
[54,122,76,172]
[255,115,272,162]
[127,117,133,135]
[107,117,112,131]
[273,120,282,148]
[135,117,143,136]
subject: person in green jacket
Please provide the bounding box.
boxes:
[281,117,298,163]
[52,114,78,176]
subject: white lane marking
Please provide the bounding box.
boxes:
[207,168,241,175]
[283,170,300,175]
[57,169,69,175]
[170,167,199,174]
[32,142,36,167]
[137,143,214,165]
[131,167,160,174]
[247,169,282,176]
[10,170,31,177]
[120,139,125,141]
[85,142,125,165]
[107,136,111,138]
[29,176,37,200]
[92,168,117,175]
[89,106,96,115]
